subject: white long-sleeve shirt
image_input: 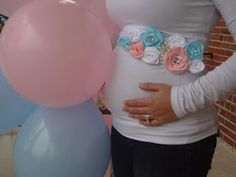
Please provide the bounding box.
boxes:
[105,0,236,144]
[172,0,236,118]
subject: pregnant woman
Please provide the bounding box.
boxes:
[105,0,236,177]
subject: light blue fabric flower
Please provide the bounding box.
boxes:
[186,41,204,60]
[140,28,164,47]
[117,36,131,51]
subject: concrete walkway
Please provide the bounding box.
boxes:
[208,139,236,177]
[0,134,235,177]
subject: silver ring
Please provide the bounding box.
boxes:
[144,113,151,122]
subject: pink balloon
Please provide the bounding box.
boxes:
[0,0,113,108]
[0,0,119,40]
[0,0,32,16]
[0,0,96,16]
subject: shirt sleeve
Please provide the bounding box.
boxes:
[171,0,236,118]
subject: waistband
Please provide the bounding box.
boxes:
[117,24,206,75]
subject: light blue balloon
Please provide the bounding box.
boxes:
[14,99,111,177]
[0,69,37,132]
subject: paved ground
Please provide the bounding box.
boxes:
[208,139,236,177]
[0,134,235,177]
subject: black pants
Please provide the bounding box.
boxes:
[111,127,217,177]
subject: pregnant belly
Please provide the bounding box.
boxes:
[105,47,202,113]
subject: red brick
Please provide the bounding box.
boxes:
[221,28,230,35]
[209,41,221,47]
[219,124,227,132]
[231,44,236,50]
[218,124,235,143]
[213,54,228,62]
[216,101,225,107]
[229,104,236,113]
[212,55,219,60]
[221,43,231,49]
[228,95,234,101]
[219,131,224,139]
[224,119,236,133]
[232,95,236,103]
[207,46,214,52]
[224,50,233,56]
[217,20,226,27]
[204,58,212,63]
[224,112,236,124]
[225,129,236,142]
[215,105,222,111]
[219,108,225,115]
[209,35,220,41]
[208,47,224,55]
[204,60,221,67]
[218,115,225,124]
[222,134,235,147]
[228,132,236,142]
[211,28,223,34]
[223,35,234,42]
[219,123,234,135]
[204,57,212,61]
[224,101,231,110]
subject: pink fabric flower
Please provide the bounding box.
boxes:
[163,47,190,74]
[129,41,144,59]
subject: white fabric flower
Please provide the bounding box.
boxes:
[189,60,205,74]
[127,30,143,41]
[167,34,186,48]
[120,26,146,41]
[142,47,160,64]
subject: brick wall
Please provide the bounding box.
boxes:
[205,18,236,149]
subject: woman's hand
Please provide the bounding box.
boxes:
[123,83,178,127]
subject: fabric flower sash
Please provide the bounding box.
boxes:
[117,26,205,74]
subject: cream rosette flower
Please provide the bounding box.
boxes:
[128,29,144,41]
[121,26,146,41]
[142,47,161,64]
[163,47,190,74]
[167,33,186,49]
[189,60,205,74]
